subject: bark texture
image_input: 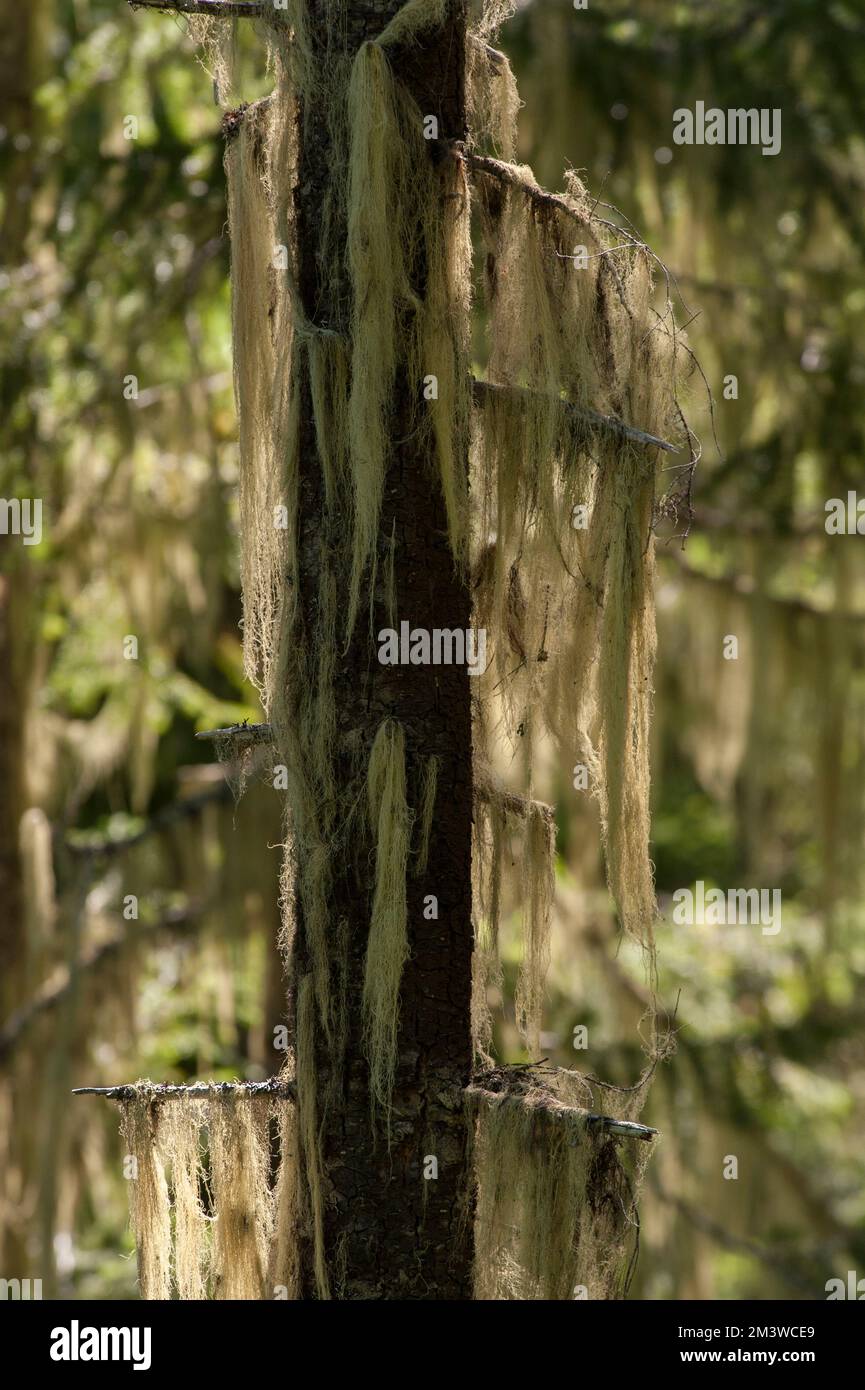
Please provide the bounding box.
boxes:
[291,0,475,1298]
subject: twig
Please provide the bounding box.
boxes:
[76,1075,654,1137]
[72,1078,296,1101]
[586,1115,658,1141]
[195,721,274,745]
[474,771,554,825]
[471,377,678,454]
[465,1084,658,1141]
[466,151,596,227]
[465,152,638,318]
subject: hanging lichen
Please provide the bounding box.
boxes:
[121,1098,171,1300]
[177,0,689,1304]
[363,720,413,1122]
[118,1085,297,1301]
[162,1101,208,1301]
[268,1093,300,1298]
[295,975,330,1299]
[466,148,683,1045]
[469,1070,655,1300]
[514,801,556,1055]
[208,1095,272,1298]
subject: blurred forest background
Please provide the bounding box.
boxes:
[2,0,864,1300]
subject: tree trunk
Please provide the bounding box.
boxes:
[0,0,41,1027]
[290,0,475,1299]
[0,0,44,1282]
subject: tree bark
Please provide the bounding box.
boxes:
[290,0,475,1299]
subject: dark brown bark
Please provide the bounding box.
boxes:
[291,1,475,1298]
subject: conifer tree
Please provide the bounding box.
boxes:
[103,0,685,1300]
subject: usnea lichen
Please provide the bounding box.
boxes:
[123,0,687,1303]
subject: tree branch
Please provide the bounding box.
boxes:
[73,1075,654,1140]
[194,721,274,745]
[465,1083,658,1141]
[72,1077,296,1101]
[466,151,593,225]
[474,770,554,825]
[472,377,679,454]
